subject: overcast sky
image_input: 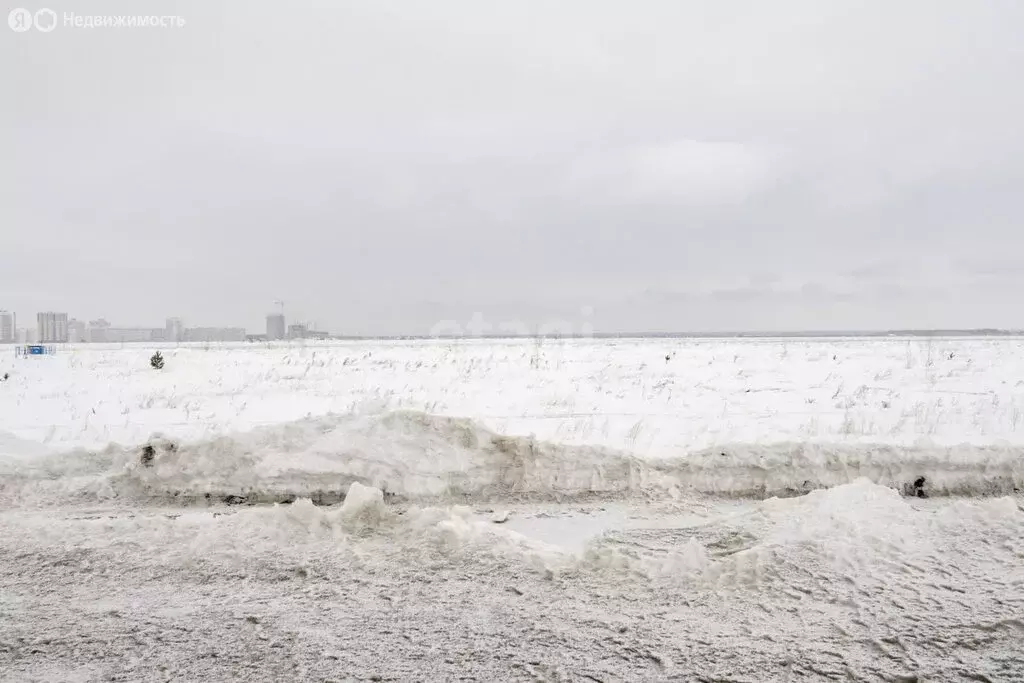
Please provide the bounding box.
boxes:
[3,1,1024,335]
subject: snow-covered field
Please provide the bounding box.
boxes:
[6,336,1024,452]
[1,338,1022,681]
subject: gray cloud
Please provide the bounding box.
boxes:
[3,0,1023,334]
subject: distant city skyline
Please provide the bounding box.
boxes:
[0,307,323,343]
[2,303,1023,343]
[0,300,318,340]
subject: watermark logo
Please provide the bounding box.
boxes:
[8,8,32,32]
[428,307,596,339]
[34,8,56,32]
[8,8,185,32]
[8,7,56,31]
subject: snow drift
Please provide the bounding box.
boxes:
[1,410,1021,507]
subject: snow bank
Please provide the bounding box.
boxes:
[2,410,1021,508]
[655,441,1024,497]
[581,478,1024,593]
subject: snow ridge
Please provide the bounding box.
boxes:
[1,410,1021,507]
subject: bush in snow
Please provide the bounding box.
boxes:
[150,351,165,369]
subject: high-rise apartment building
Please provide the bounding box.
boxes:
[37,312,69,343]
[166,317,184,342]
[67,319,87,343]
[0,310,15,343]
[183,327,247,342]
[87,319,110,343]
[266,313,286,340]
[103,328,155,343]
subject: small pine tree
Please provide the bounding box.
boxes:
[150,351,165,369]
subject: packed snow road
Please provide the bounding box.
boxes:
[2,482,1022,682]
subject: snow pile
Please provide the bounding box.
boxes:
[0,411,651,506]
[693,478,1023,608]
[700,478,925,590]
[180,489,568,576]
[580,478,1024,594]
[2,410,1023,507]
